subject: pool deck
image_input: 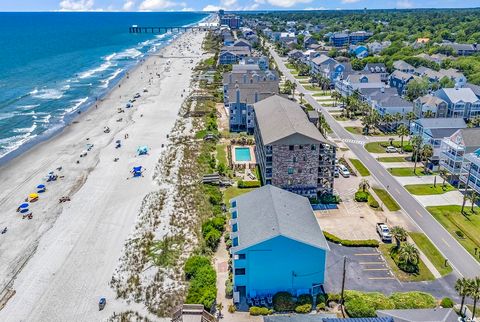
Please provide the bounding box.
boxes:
[231,145,256,165]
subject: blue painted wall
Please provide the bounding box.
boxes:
[232,235,327,298]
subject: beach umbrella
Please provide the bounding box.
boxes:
[37,184,46,192]
[19,203,29,213]
[29,193,39,201]
[137,146,149,155]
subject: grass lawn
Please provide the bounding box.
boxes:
[404,183,456,195]
[364,141,402,153]
[388,167,434,177]
[333,115,348,121]
[377,156,409,162]
[408,232,453,276]
[345,126,364,135]
[294,75,309,80]
[372,188,400,211]
[315,98,334,102]
[223,186,256,205]
[350,158,370,176]
[216,144,227,165]
[303,85,322,91]
[379,244,435,282]
[427,205,480,263]
[285,63,295,69]
[312,92,331,97]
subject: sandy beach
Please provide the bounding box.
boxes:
[0,28,207,321]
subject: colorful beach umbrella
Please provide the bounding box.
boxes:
[29,193,39,200]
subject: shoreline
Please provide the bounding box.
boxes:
[0,14,211,167]
[0,24,209,320]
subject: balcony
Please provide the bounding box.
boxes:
[441,151,464,162]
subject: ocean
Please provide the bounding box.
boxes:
[0,12,208,163]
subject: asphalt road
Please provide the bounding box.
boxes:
[270,47,480,278]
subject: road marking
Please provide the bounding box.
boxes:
[415,210,423,217]
[354,253,378,256]
[442,238,451,248]
[363,268,389,271]
[368,277,395,280]
[395,188,401,194]
[341,138,366,145]
[359,262,384,265]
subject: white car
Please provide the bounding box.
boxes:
[338,164,350,178]
[385,146,398,153]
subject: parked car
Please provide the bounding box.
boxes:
[338,164,350,178]
[385,146,397,153]
[376,223,392,243]
[334,166,339,178]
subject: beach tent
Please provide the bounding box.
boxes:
[136,146,149,156]
[46,172,57,182]
[37,184,46,193]
[28,193,39,202]
[19,203,29,213]
[131,166,144,178]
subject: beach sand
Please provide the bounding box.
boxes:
[0,29,207,321]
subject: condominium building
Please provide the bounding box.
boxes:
[253,95,336,198]
[440,128,480,178]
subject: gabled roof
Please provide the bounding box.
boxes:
[390,70,415,82]
[377,308,458,322]
[311,54,336,66]
[348,73,382,84]
[231,185,329,252]
[466,83,480,97]
[393,60,414,71]
[457,128,480,151]
[416,94,446,106]
[436,88,479,104]
[414,117,466,129]
[253,95,333,146]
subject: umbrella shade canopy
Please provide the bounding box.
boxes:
[37,184,46,189]
[19,203,29,209]
[20,208,30,213]
[137,146,149,155]
[29,193,39,199]
[133,166,142,172]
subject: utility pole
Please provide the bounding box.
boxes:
[340,256,347,318]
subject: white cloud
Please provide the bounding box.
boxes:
[139,0,179,10]
[341,0,361,3]
[59,0,95,11]
[396,0,413,8]
[203,4,222,11]
[264,0,312,8]
[222,0,237,6]
[123,0,135,10]
[304,6,326,10]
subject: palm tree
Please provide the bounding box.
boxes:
[396,124,409,152]
[421,144,433,173]
[405,111,416,129]
[358,179,370,192]
[410,135,423,174]
[467,191,479,213]
[390,226,407,249]
[424,110,435,118]
[382,114,395,133]
[299,92,304,104]
[455,277,470,316]
[468,277,480,319]
[398,242,420,272]
[439,168,448,187]
[291,81,297,100]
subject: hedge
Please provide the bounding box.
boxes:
[273,292,296,311]
[440,297,454,308]
[184,255,211,279]
[324,231,379,247]
[389,292,436,309]
[355,191,369,202]
[238,180,261,188]
[368,194,380,208]
[249,306,273,315]
[344,290,395,318]
[316,302,326,310]
[295,303,312,313]
[184,258,217,310]
[202,216,226,251]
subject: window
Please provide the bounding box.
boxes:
[288,168,294,175]
[232,223,238,232]
[311,145,316,151]
[289,145,294,151]
[298,169,302,174]
[235,268,246,275]
[299,145,303,149]
[293,156,297,163]
[238,254,246,260]
[303,155,307,162]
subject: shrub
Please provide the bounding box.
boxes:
[238,180,261,188]
[297,294,313,305]
[205,229,222,250]
[184,255,211,279]
[389,292,436,309]
[316,293,327,304]
[320,194,341,204]
[344,290,395,318]
[316,302,326,311]
[203,184,222,205]
[440,297,454,308]
[185,264,217,310]
[228,304,236,313]
[368,195,380,208]
[355,191,369,202]
[403,144,413,152]
[327,293,341,303]
[323,231,379,247]
[225,279,233,298]
[273,292,295,312]
[249,307,273,315]
[295,303,312,313]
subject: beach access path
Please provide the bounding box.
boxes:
[0,30,207,321]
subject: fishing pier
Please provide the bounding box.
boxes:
[129,25,218,33]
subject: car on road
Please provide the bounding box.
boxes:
[338,164,350,178]
[385,146,398,153]
[334,166,339,178]
[376,223,392,243]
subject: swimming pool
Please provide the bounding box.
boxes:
[235,147,252,162]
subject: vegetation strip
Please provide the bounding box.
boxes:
[408,232,453,276]
[372,188,400,211]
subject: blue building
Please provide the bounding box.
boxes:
[329,32,349,47]
[330,31,373,47]
[230,185,329,303]
[389,70,416,95]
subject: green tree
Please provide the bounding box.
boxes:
[398,243,420,272]
[405,111,417,129]
[390,226,407,249]
[439,76,455,88]
[455,277,470,317]
[439,168,448,187]
[421,144,433,173]
[410,135,423,174]
[467,191,479,213]
[358,179,370,192]
[468,277,480,320]
[396,124,409,152]
[406,78,430,101]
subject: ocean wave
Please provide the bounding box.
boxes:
[31,88,64,100]
[13,122,37,134]
[0,132,38,159]
[0,112,16,121]
[100,68,123,88]
[104,52,116,61]
[36,114,52,124]
[78,61,114,79]
[113,48,142,60]
[63,97,89,114]
[17,104,40,111]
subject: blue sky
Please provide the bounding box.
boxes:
[1,0,479,12]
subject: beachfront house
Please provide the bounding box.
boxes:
[335,73,384,97]
[441,42,480,56]
[239,56,269,70]
[411,118,466,159]
[253,95,336,198]
[329,31,372,47]
[219,46,251,65]
[224,65,279,133]
[364,63,388,82]
[309,55,345,86]
[349,45,368,59]
[233,39,252,51]
[303,35,317,49]
[434,87,480,118]
[440,128,480,180]
[230,185,329,302]
[413,95,448,118]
